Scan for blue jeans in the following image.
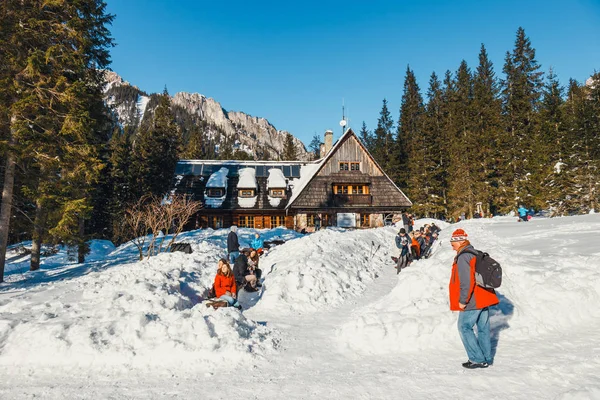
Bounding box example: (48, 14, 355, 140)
(219, 294, 240, 308)
(228, 251, 240, 264)
(458, 308, 492, 364)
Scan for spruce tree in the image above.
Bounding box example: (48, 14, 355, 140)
(446, 61, 477, 219)
(308, 134, 322, 160)
(422, 72, 447, 217)
(131, 89, 182, 199)
(282, 133, 297, 161)
(372, 99, 394, 179)
(397, 66, 426, 213)
(358, 121, 374, 153)
(473, 44, 504, 216)
(501, 27, 544, 211)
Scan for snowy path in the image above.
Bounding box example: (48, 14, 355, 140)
(1, 217, 600, 399)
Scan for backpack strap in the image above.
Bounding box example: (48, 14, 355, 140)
(454, 248, 478, 263)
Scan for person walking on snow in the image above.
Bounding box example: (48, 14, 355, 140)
(227, 225, 241, 264)
(449, 229, 499, 369)
(395, 228, 410, 274)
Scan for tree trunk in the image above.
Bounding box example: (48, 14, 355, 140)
(0, 116, 18, 283)
(30, 199, 45, 271)
(77, 217, 86, 263)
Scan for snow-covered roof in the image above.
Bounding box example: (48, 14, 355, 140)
(206, 167, 229, 188)
(238, 196, 258, 208)
(237, 168, 257, 189)
(267, 169, 287, 189)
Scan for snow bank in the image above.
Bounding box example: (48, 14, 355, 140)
(337, 215, 600, 356)
(206, 167, 228, 188)
(237, 167, 257, 189)
(267, 168, 286, 188)
(0, 240, 278, 370)
(238, 195, 257, 208)
(253, 228, 394, 314)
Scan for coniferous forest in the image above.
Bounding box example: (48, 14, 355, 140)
(0, 2, 598, 282)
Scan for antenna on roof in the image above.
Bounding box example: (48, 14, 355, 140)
(339, 98, 347, 136)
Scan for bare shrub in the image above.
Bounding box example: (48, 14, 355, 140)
(119, 194, 202, 260)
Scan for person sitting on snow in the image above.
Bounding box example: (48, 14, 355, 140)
(251, 233, 264, 255)
(233, 251, 258, 293)
(211, 259, 241, 309)
(247, 249, 262, 286)
(409, 232, 421, 261)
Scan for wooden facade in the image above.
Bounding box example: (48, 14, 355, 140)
(175, 129, 411, 232)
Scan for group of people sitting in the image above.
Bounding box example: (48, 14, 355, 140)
(394, 223, 440, 273)
(206, 227, 265, 309)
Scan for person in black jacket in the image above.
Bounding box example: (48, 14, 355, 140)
(233, 252, 258, 294)
(228, 225, 240, 264)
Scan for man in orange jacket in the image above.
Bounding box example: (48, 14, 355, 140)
(449, 229, 499, 369)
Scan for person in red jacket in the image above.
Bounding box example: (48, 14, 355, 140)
(449, 229, 499, 369)
(213, 259, 240, 309)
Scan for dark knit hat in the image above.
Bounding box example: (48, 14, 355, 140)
(399, 228, 406, 234)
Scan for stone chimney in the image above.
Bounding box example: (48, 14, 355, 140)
(324, 130, 334, 156)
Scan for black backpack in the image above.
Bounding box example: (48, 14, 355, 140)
(460, 249, 502, 289)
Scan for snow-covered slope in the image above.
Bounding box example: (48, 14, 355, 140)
(1, 215, 600, 399)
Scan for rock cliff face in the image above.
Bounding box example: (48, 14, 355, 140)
(103, 71, 309, 160)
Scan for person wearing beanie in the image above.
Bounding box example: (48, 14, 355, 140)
(395, 228, 410, 273)
(227, 225, 241, 264)
(448, 229, 499, 369)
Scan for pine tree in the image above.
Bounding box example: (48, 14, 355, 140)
(131, 89, 182, 199)
(308, 134, 322, 160)
(501, 27, 544, 211)
(539, 68, 568, 214)
(472, 44, 504, 216)
(397, 66, 426, 213)
(372, 99, 394, 179)
(0, 0, 115, 275)
(282, 133, 297, 161)
(181, 124, 205, 159)
(358, 121, 374, 153)
(422, 72, 447, 217)
(446, 60, 477, 219)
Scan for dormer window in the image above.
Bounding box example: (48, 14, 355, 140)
(239, 189, 255, 198)
(350, 162, 360, 171)
(206, 188, 224, 197)
(339, 162, 349, 171)
(270, 189, 285, 198)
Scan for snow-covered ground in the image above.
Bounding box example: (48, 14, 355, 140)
(1, 215, 599, 399)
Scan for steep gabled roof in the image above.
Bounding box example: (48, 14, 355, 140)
(286, 128, 412, 210)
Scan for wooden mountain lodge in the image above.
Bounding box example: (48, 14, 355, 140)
(174, 129, 412, 231)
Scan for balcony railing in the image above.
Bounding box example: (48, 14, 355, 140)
(333, 194, 372, 206)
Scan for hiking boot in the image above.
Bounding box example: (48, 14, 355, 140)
(462, 361, 489, 369)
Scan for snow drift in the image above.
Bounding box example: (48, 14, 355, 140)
(337, 215, 600, 356)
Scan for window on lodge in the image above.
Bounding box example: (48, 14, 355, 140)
(307, 214, 315, 226)
(209, 216, 223, 229)
(339, 162, 360, 171)
(333, 185, 370, 195)
(206, 188, 224, 197)
(270, 215, 283, 227)
(239, 215, 255, 228)
(270, 189, 285, 198)
(239, 189, 255, 198)
(360, 214, 370, 227)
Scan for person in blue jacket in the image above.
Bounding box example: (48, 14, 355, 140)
(251, 233, 264, 254)
(517, 205, 528, 222)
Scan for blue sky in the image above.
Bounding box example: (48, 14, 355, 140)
(106, 0, 600, 146)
